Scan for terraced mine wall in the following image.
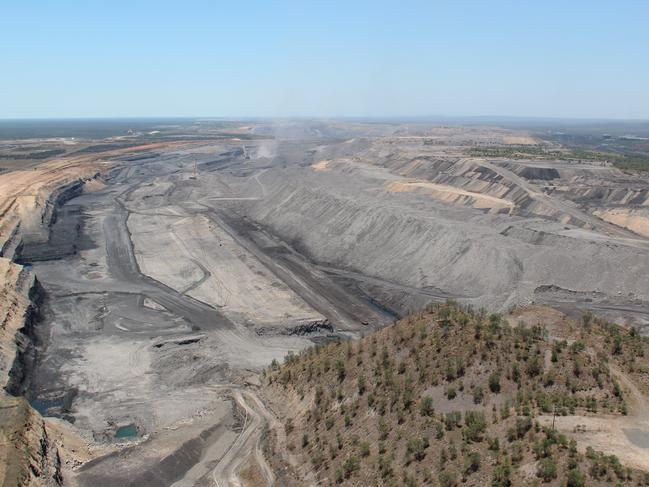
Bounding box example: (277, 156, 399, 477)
(2, 172, 104, 395)
(16, 179, 89, 263)
(0, 260, 62, 487)
(3, 272, 44, 397)
(0, 160, 115, 487)
(247, 169, 649, 315)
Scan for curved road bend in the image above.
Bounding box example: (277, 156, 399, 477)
(212, 390, 275, 487)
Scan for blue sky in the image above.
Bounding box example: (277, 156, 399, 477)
(1, 1, 648, 119)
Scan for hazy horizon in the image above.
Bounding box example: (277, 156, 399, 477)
(2, 1, 648, 119)
(2, 115, 649, 121)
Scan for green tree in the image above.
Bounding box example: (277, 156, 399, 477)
(420, 395, 434, 416)
(536, 458, 557, 482)
(488, 371, 501, 393)
(335, 359, 346, 381)
(566, 469, 585, 487)
(357, 375, 366, 395)
(463, 411, 487, 442)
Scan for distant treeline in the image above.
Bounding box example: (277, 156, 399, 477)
(469, 146, 649, 172)
(0, 148, 66, 160)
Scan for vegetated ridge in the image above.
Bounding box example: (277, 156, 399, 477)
(261, 302, 649, 486)
(469, 145, 649, 171)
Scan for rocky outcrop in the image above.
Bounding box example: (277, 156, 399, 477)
(0, 259, 43, 395)
(0, 395, 62, 487)
(0, 250, 59, 487)
(255, 319, 334, 337)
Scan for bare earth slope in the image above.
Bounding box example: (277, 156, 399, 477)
(240, 134, 649, 329)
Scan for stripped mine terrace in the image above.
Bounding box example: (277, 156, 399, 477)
(1, 119, 649, 486)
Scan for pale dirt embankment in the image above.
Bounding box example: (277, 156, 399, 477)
(594, 208, 649, 239)
(385, 179, 515, 211)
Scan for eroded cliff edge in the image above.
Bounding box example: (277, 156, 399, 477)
(0, 147, 137, 487)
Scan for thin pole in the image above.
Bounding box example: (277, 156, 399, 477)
(552, 404, 556, 430)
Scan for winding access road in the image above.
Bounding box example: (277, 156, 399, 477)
(212, 390, 275, 487)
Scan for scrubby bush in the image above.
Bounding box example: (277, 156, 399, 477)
(378, 455, 393, 478)
(409, 437, 430, 461)
(444, 411, 462, 430)
(420, 395, 434, 416)
(342, 456, 359, 478)
(492, 463, 512, 486)
(472, 386, 484, 404)
(463, 411, 487, 442)
(360, 441, 370, 457)
(335, 359, 346, 381)
(566, 468, 585, 487)
(438, 470, 457, 487)
(357, 375, 366, 395)
(464, 451, 481, 474)
(536, 457, 557, 482)
(488, 371, 501, 393)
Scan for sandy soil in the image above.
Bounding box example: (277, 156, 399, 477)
(502, 134, 538, 145)
(385, 179, 515, 211)
(594, 208, 649, 238)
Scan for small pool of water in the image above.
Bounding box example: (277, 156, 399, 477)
(115, 424, 138, 439)
(30, 397, 65, 417)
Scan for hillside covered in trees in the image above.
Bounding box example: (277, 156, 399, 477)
(261, 303, 649, 486)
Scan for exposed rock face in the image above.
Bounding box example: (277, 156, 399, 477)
(0, 218, 62, 487)
(0, 155, 119, 487)
(0, 395, 62, 487)
(0, 259, 42, 395)
(0, 171, 101, 394)
(0, 170, 100, 261)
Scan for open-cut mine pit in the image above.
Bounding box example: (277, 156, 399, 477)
(1, 120, 649, 486)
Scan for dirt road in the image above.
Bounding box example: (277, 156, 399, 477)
(212, 390, 275, 487)
(538, 349, 649, 470)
